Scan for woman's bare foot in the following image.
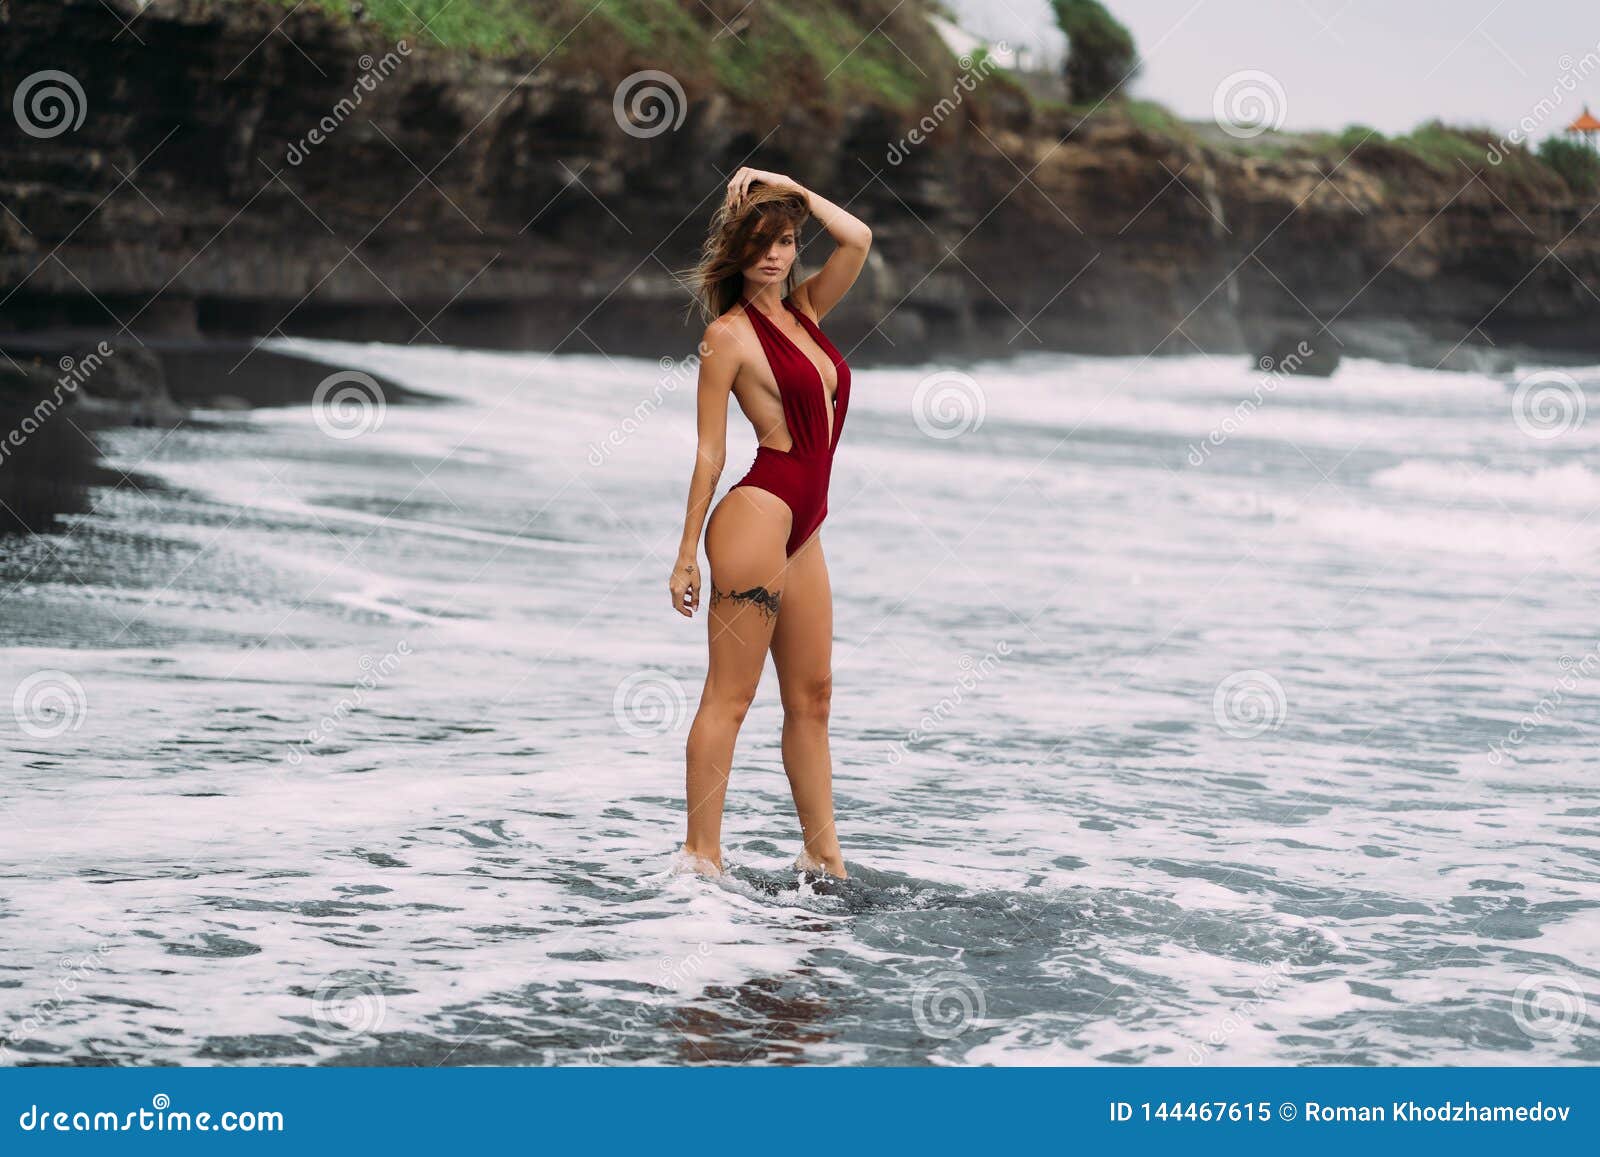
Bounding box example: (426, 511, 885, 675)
(677, 844, 724, 877)
(795, 849, 848, 880)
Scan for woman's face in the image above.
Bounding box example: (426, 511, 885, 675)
(744, 228, 797, 286)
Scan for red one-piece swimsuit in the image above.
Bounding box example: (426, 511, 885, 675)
(728, 295, 852, 557)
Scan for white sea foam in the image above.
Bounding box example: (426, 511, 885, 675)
(1372, 459, 1600, 509)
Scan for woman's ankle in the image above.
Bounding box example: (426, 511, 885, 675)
(679, 843, 723, 875)
(796, 848, 848, 879)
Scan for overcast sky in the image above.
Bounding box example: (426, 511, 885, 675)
(942, 0, 1600, 143)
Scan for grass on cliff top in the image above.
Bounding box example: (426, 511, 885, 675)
(273, 2, 1574, 192)
(1293, 119, 1554, 183)
(1152, 111, 1554, 184)
(278, 0, 952, 112)
(280, 0, 554, 56)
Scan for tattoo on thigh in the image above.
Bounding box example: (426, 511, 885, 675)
(710, 581, 780, 622)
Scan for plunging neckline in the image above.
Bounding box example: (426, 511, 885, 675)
(741, 296, 839, 447)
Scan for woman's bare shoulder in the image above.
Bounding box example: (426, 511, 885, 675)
(703, 309, 745, 344)
(700, 310, 758, 373)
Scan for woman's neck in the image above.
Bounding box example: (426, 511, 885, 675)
(742, 284, 786, 312)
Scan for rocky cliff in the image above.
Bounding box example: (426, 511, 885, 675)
(2, 0, 1596, 370)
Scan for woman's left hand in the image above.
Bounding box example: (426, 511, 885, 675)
(669, 556, 701, 617)
(726, 166, 799, 208)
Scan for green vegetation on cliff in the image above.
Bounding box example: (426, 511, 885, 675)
(1293, 119, 1558, 187)
(279, 0, 951, 113)
(1537, 136, 1600, 193)
(278, 0, 1587, 196)
(1049, 0, 1138, 105)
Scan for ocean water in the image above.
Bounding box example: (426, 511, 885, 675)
(2, 336, 1597, 1066)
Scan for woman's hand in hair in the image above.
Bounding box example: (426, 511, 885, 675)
(725, 166, 799, 208)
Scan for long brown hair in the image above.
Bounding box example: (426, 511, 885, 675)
(680, 185, 810, 324)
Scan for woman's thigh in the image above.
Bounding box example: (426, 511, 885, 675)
(703, 487, 791, 693)
(769, 534, 832, 709)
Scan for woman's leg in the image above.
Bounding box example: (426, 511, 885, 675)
(683, 486, 791, 873)
(768, 532, 847, 878)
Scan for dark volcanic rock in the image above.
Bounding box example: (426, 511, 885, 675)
(1253, 330, 1341, 378)
(0, 356, 105, 533)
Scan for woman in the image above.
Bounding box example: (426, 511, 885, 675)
(669, 167, 872, 882)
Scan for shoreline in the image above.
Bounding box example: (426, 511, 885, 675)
(0, 338, 425, 536)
